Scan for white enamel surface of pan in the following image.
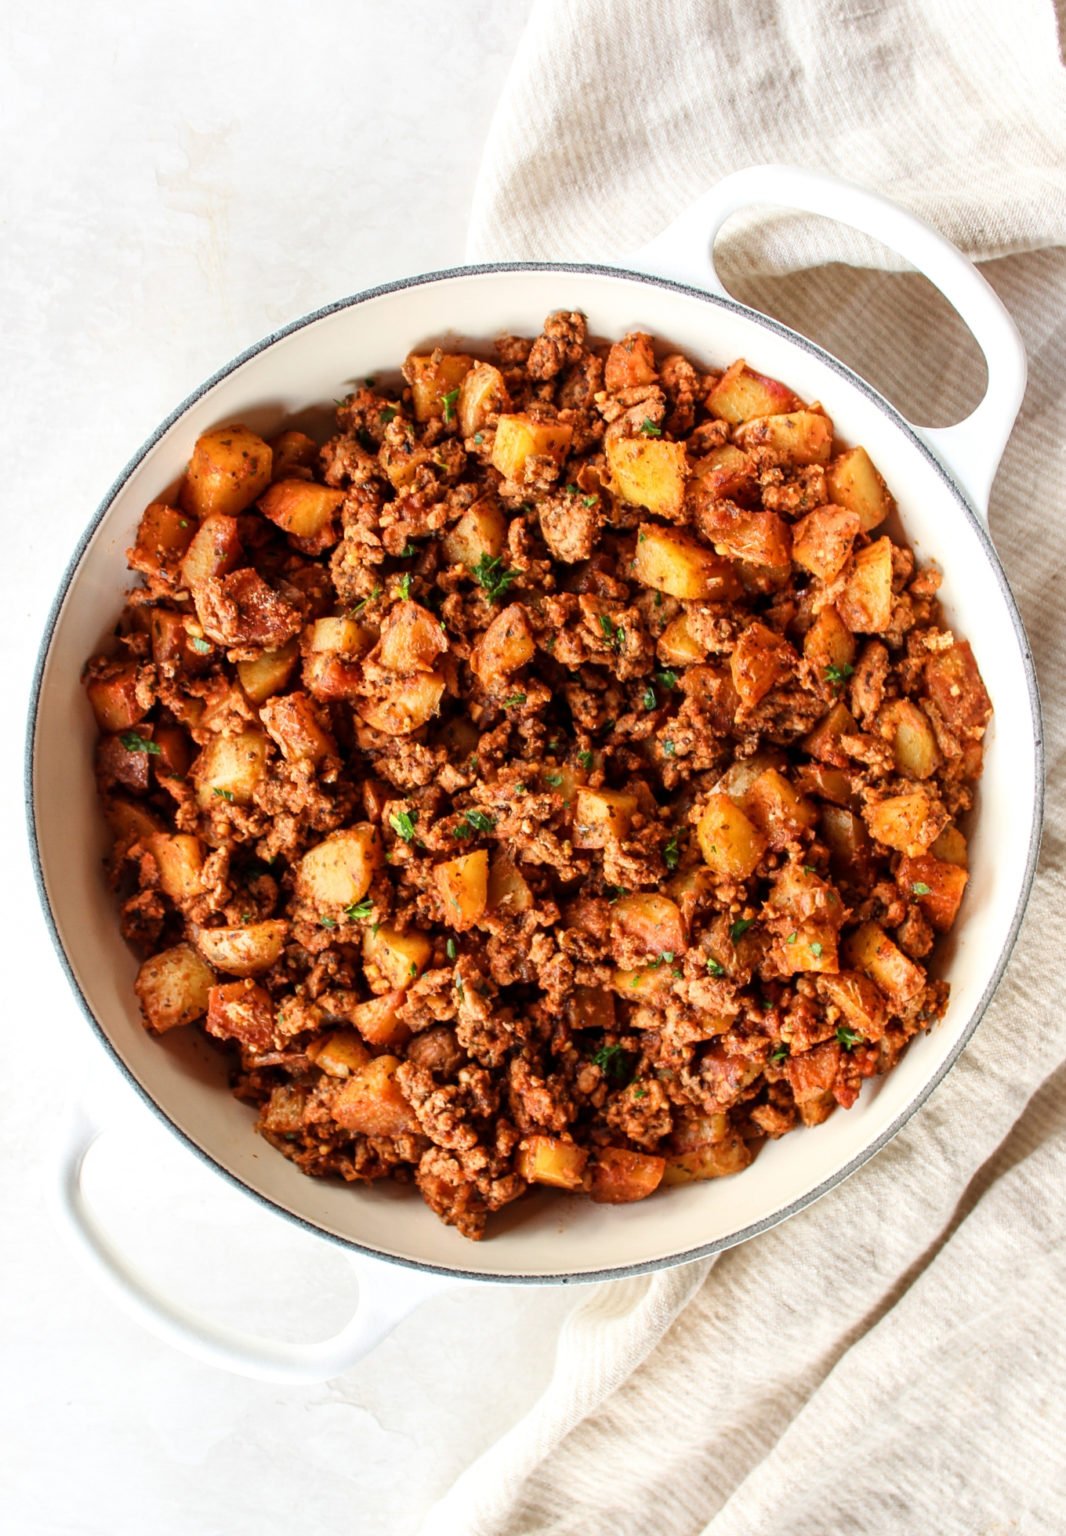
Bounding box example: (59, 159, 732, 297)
(28, 166, 1042, 1381)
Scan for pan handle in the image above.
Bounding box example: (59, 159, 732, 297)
(54, 1101, 457, 1383)
(630, 164, 1026, 520)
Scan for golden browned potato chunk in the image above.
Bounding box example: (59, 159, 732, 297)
(135, 943, 215, 1033)
(356, 672, 446, 735)
(441, 499, 506, 568)
(804, 605, 857, 678)
(363, 923, 432, 992)
(306, 1029, 372, 1077)
(735, 409, 833, 466)
(572, 787, 638, 849)
(838, 538, 893, 633)
(237, 639, 299, 704)
(880, 699, 940, 780)
(865, 791, 948, 856)
(791, 505, 861, 581)
(404, 351, 475, 423)
(633, 523, 737, 600)
(826, 446, 893, 531)
(604, 332, 657, 392)
(706, 360, 799, 424)
(376, 600, 448, 673)
(517, 1136, 588, 1191)
(193, 729, 270, 808)
(458, 362, 509, 437)
(897, 854, 969, 931)
(260, 692, 337, 765)
(258, 479, 343, 547)
(471, 602, 535, 683)
(662, 1131, 752, 1185)
(491, 414, 572, 481)
(434, 849, 489, 930)
(607, 436, 688, 519)
(205, 978, 275, 1050)
(697, 793, 767, 880)
(730, 621, 796, 708)
(181, 425, 273, 520)
(845, 921, 925, 1004)
(296, 825, 383, 912)
(611, 893, 686, 957)
(86, 663, 147, 734)
(332, 1055, 418, 1136)
(589, 1147, 665, 1203)
(195, 920, 288, 977)
(148, 832, 204, 905)
(179, 513, 242, 591)
(127, 502, 195, 585)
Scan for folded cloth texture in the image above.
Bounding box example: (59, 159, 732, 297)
(419, 2, 1066, 1533)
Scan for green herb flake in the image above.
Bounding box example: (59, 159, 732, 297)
(440, 387, 459, 423)
(706, 956, 726, 977)
(119, 731, 161, 756)
(642, 684, 657, 711)
(545, 772, 564, 788)
(825, 663, 855, 685)
(661, 951, 675, 964)
(409, 961, 418, 977)
(389, 809, 418, 843)
(581, 495, 597, 507)
(379, 406, 397, 424)
(803, 864, 817, 875)
(349, 585, 382, 617)
(565, 482, 579, 495)
(837, 1025, 863, 1051)
(597, 613, 625, 652)
(212, 787, 235, 802)
(730, 917, 754, 943)
(319, 915, 337, 930)
(592, 1044, 635, 1088)
(473, 432, 484, 445)
(399, 542, 417, 558)
(786, 931, 798, 945)
(632, 1086, 648, 1099)
(446, 938, 457, 961)
(769, 1044, 789, 1065)
(605, 886, 627, 903)
(639, 418, 663, 437)
(342, 899, 374, 922)
(662, 739, 676, 757)
(654, 669, 679, 691)
(503, 692, 527, 709)
(472, 553, 519, 602)
(463, 809, 496, 834)
(189, 636, 212, 655)
(810, 941, 824, 958)
(577, 750, 593, 770)
(398, 573, 413, 599)
(912, 881, 932, 896)
(663, 833, 680, 871)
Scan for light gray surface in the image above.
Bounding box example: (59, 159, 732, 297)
(0, 5, 582, 1535)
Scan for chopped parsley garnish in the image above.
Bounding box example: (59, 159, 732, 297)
(810, 941, 824, 958)
(642, 684, 657, 710)
(440, 387, 459, 423)
(825, 663, 855, 685)
(472, 553, 519, 602)
(803, 864, 817, 875)
(565, 482, 579, 495)
(730, 917, 754, 942)
(786, 931, 798, 944)
(912, 881, 932, 896)
(769, 1044, 790, 1064)
(503, 692, 527, 708)
(212, 787, 235, 802)
(597, 613, 625, 652)
(663, 833, 680, 871)
(399, 542, 417, 558)
(319, 915, 338, 930)
(605, 885, 627, 903)
(119, 731, 161, 755)
(446, 937, 457, 961)
(639, 419, 663, 437)
(577, 750, 593, 770)
(463, 809, 496, 834)
(188, 636, 212, 655)
(544, 772, 564, 787)
(706, 956, 726, 976)
(654, 669, 679, 691)
(342, 899, 374, 922)
(662, 739, 676, 757)
(379, 406, 397, 424)
(632, 1086, 647, 1099)
(582, 495, 597, 507)
(592, 1044, 635, 1088)
(349, 585, 382, 616)
(836, 1025, 863, 1051)
(473, 432, 484, 445)
(398, 573, 413, 599)
(389, 809, 418, 843)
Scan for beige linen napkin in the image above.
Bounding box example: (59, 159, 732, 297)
(421, 3, 1066, 1533)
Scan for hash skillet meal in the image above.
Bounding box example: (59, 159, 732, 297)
(85, 311, 991, 1239)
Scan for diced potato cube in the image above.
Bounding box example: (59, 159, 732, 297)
(308, 616, 374, 656)
(260, 691, 336, 765)
(898, 854, 969, 931)
(930, 824, 968, 868)
(705, 360, 799, 424)
(375, 600, 448, 674)
(604, 332, 657, 392)
(258, 479, 343, 545)
(697, 504, 791, 568)
(106, 797, 164, 846)
(205, 978, 275, 1050)
(487, 853, 534, 914)
(296, 825, 383, 912)
(572, 787, 638, 849)
(404, 351, 474, 423)
(471, 603, 535, 683)
(517, 1135, 588, 1191)
(269, 429, 318, 480)
(148, 832, 204, 905)
(924, 640, 992, 734)
(767, 862, 843, 926)
(491, 414, 573, 481)
(306, 1029, 372, 1078)
(611, 893, 686, 957)
(606, 436, 688, 519)
(697, 793, 767, 880)
(195, 919, 288, 977)
(662, 1132, 751, 1184)
(179, 513, 242, 591)
(657, 612, 708, 666)
(149, 609, 211, 671)
(379, 428, 435, 489)
(135, 943, 215, 1032)
(442, 498, 506, 567)
(819, 805, 872, 875)
(735, 409, 833, 466)
(86, 663, 146, 733)
(363, 923, 433, 993)
(589, 1146, 665, 1203)
(803, 605, 857, 678)
(634, 523, 737, 600)
(730, 621, 796, 707)
(865, 792, 948, 856)
(237, 639, 299, 704)
(356, 672, 445, 735)
(343, 989, 410, 1049)
(610, 965, 675, 1001)
(434, 849, 489, 930)
(127, 502, 195, 584)
(567, 985, 616, 1031)
(826, 446, 893, 531)
(193, 729, 270, 808)
(804, 701, 858, 766)
(743, 768, 817, 849)
(791, 505, 861, 581)
(838, 537, 893, 633)
(880, 699, 940, 780)
(693, 443, 757, 500)
(818, 971, 888, 1040)
(793, 763, 854, 806)
(776, 920, 839, 974)
(458, 362, 509, 437)
(332, 1055, 418, 1136)
(181, 426, 273, 520)
(845, 921, 925, 1004)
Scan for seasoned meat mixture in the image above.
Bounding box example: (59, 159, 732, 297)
(84, 313, 991, 1239)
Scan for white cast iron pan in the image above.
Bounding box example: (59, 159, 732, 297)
(27, 166, 1043, 1381)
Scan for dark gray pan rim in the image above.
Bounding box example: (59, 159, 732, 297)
(26, 260, 1045, 1288)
